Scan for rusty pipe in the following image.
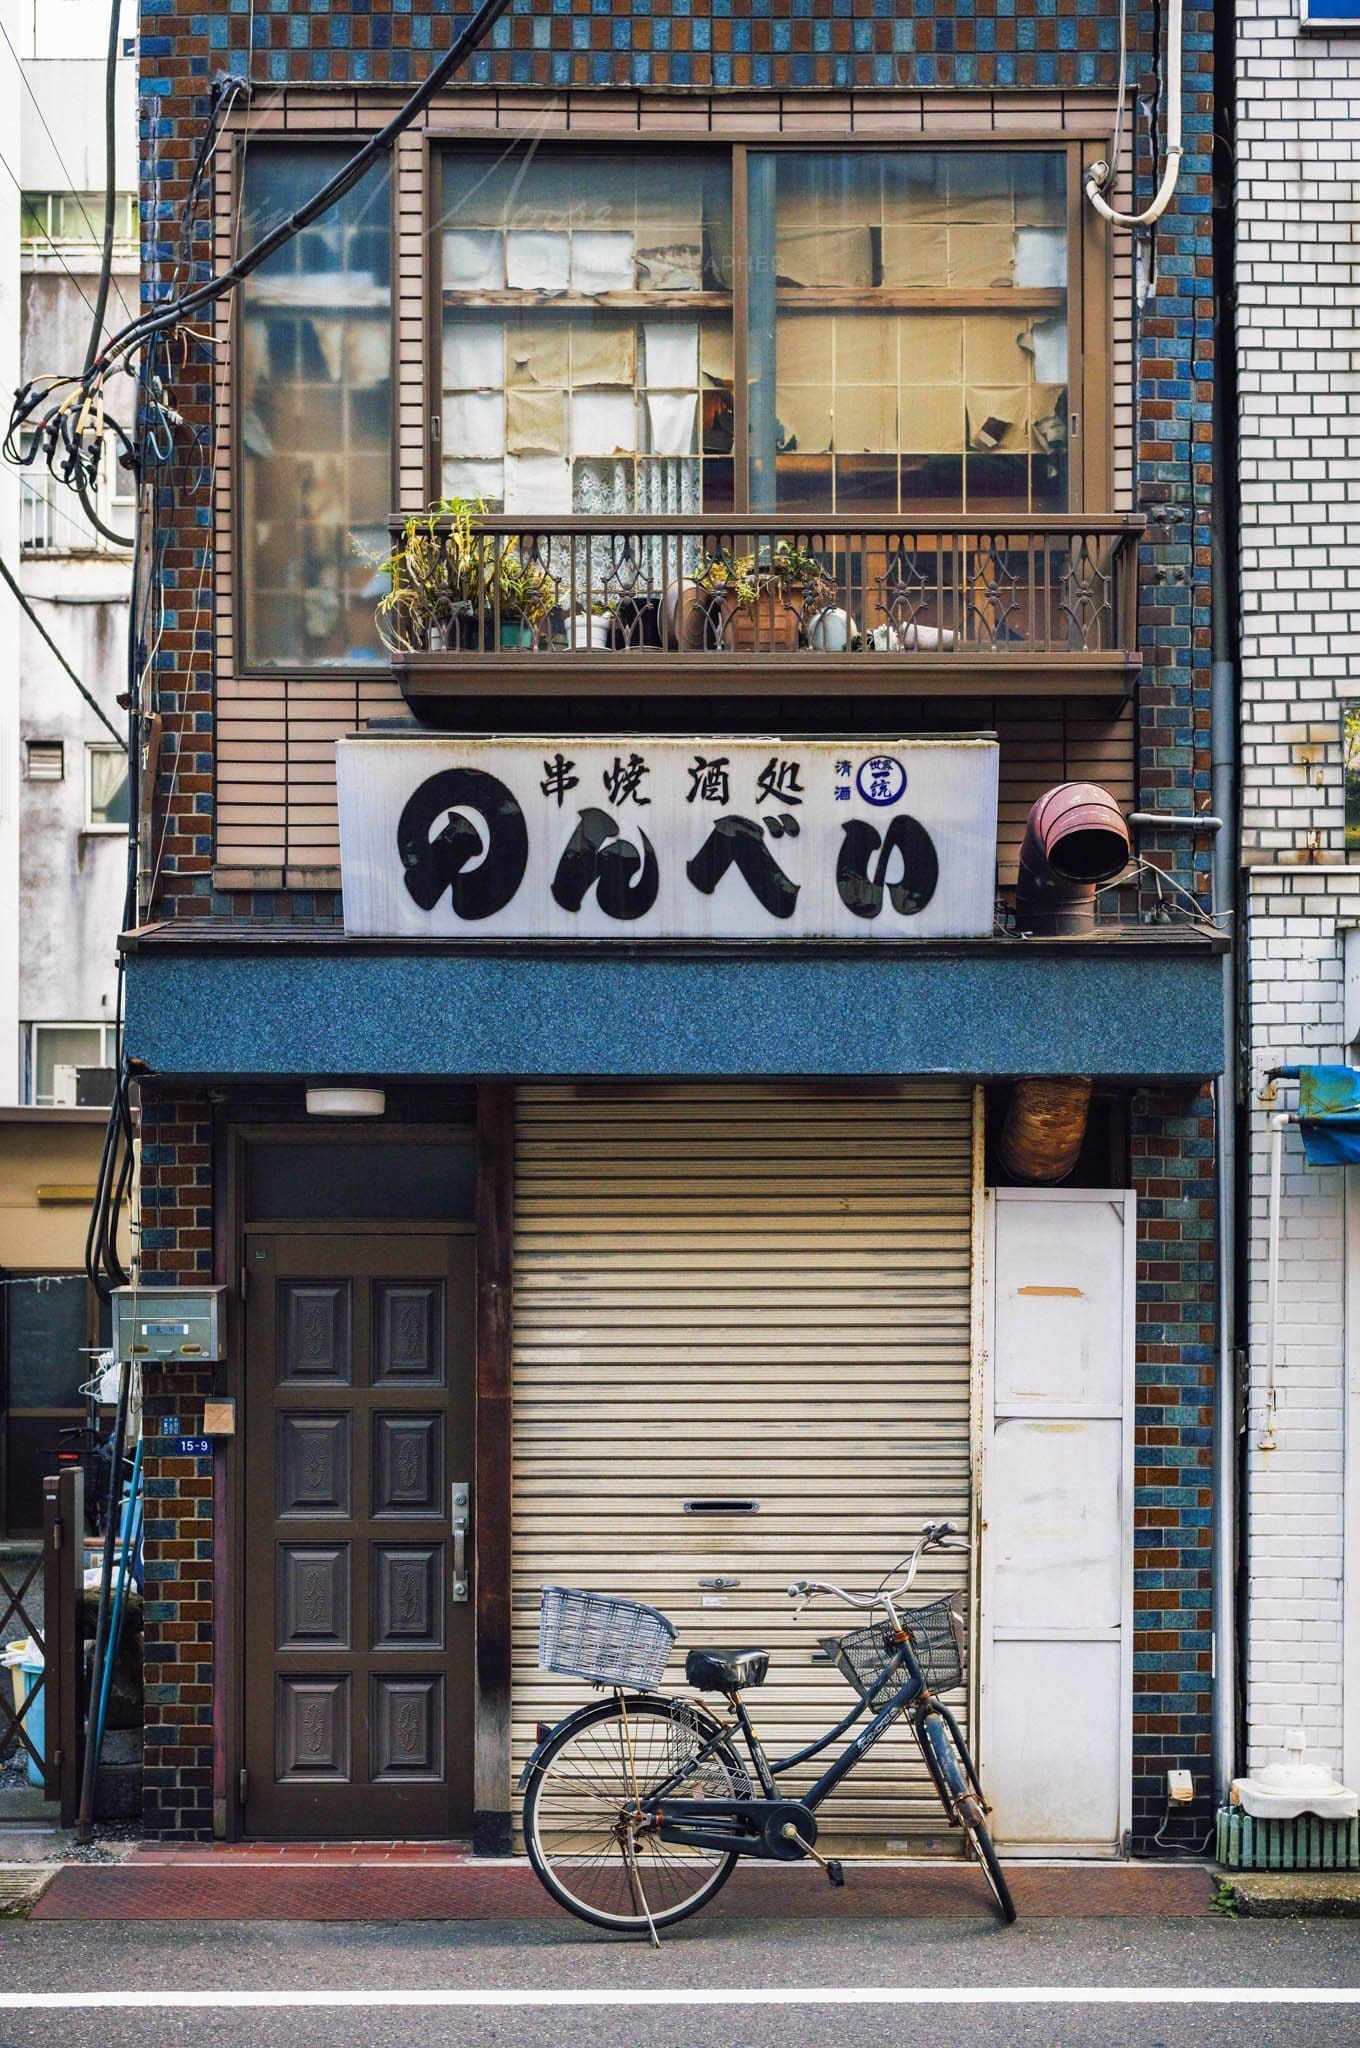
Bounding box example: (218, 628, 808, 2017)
(1014, 782, 1131, 936)
(999, 1076, 1094, 1184)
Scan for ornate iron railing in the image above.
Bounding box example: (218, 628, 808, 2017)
(384, 514, 1142, 670)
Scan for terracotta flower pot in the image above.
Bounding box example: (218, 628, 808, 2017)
(716, 583, 808, 652)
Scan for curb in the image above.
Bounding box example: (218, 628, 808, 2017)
(0, 1868, 57, 1921)
(1222, 1872, 1360, 1919)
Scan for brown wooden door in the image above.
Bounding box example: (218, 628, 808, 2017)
(243, 1231, 475, 1838)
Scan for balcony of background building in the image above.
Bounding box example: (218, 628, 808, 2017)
(385, 512, 1143, 712)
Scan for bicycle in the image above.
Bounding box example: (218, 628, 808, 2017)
(520, 1520, 1016, 1940)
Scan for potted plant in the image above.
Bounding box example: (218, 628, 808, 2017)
(372, 497, 483, 653)
(695, 539, 831, 651)
(490, 541, 557, 649)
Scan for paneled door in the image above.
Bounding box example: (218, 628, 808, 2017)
(242, 1231, 475, 1837)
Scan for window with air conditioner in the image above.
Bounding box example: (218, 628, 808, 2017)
(26, 1023, 118, 1107)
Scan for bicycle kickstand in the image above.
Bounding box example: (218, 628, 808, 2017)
(622, 1834, 662, 1947)
(779, 1823, 845, 1889)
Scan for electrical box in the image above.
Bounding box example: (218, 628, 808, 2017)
(111, 1287, 226, 1363)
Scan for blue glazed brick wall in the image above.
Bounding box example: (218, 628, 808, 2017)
(1131, 1087, 1217, 1846)
(136, 0, 1220, 1845)
(153, 0, 1127, 95)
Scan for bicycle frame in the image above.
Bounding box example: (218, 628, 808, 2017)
(628, 1635, 981, 1862)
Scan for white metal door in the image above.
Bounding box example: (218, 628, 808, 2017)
(981, 1187, 1135, 1855)
(512, 1082, 978, 1852)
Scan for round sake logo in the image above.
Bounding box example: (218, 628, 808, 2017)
(856, 755, 908, 807)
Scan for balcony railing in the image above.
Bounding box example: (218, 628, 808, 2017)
(387, 514, 1143, 701)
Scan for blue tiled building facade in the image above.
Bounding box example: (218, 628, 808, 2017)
(130, 0, 1222, 1856)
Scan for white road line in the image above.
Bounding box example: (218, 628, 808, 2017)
(1, 1988, 1357, 2011)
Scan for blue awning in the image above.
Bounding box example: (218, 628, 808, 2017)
(1298, 1064, 1360, 1164)
(121, 938, 1227, 1082)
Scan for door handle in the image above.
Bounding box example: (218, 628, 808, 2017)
(451, 1482, 470, 1603)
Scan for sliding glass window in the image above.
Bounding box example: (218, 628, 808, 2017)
(437, 152, 734, 519)
(748, 150, 1070, 515)
(240, 148, 392, 668)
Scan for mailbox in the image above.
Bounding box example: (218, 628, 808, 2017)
(111, 1287, 226, 1363)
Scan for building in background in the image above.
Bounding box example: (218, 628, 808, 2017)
(0, 0, 136, 1532)
(119, 0, 1227, 1855)
(1235, 0, 1360, 1791)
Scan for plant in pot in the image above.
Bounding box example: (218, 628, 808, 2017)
(372, 497, 483, 653)
(695, 539, 831, 652)
(490, 541, 557, 649)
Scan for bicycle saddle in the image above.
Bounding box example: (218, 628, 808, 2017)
(685, 1647, 770, 1694)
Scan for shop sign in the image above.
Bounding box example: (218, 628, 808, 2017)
(337, 736, 999, 942)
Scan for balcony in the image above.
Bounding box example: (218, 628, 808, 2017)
(386, 513, 1143, 708)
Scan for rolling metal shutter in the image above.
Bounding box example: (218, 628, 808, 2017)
(511, 1081, 977, 1852)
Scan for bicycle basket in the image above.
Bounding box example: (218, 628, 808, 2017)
(835, 1593, 965, 1702)
(538, 1585, 676, 1689)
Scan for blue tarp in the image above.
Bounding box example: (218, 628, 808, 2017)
(1298, 1065, 1360, 1164)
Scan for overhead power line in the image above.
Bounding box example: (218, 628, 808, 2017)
(89, 0, 516, 371)
(0, 553, 127, 747)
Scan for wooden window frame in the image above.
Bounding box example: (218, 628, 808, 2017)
(427, 134, 1109, 523)
(229, 135, 402, 682)
(224, 111, 1113, 681)
(210, 91, 1121, 888)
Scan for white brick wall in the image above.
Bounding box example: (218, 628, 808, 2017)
(1237, 2, 1360, 1778)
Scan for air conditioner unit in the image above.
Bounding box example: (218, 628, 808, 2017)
(75, 1065, 116, 1107)
(51, 1063, 79, 1107)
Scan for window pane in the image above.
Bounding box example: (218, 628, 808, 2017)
(31, 1025, 105, 1106)
(749, 151, 1069, 516)
(4, 1277, 86, 1409)
(241, 148, 392, 668)
(5, 1279, 88, 1409)
(438, 150, 731, 624)
(248, 1143, 475, 1222)
(88, 745, 129, 826)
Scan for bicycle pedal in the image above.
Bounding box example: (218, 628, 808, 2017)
(825, 1859, 845, 1889)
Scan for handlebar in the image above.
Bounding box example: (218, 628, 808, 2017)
(786, 1521, 969, 1622)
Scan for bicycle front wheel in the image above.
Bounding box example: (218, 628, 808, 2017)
(916, 1707, 1017, 1924)
(523, 1695, 744, 1935)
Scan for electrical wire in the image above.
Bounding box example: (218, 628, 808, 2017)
(1083, 0, 1185, 229)
(86, 0, 125, 364)
(0, 554, 125, 744)
(74, 0, 513, 375)
(79, 0, 518, 1293)
(0, 142, 101, 324)
(0, 14, 138, 331)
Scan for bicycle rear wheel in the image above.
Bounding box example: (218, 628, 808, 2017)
(916, 1706, 1017, 1924)
(523, 1695, 743, 1935)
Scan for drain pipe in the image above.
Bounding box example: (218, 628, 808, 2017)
(1209, 0, 1242, 1812)
(1258, 1111, 1294, 1458)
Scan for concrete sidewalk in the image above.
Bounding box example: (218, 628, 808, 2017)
(22, 1852, 1215, 1922)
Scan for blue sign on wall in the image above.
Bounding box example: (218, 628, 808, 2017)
(171, 1437, 212, 1457)
(1301, 0, 1360, 27)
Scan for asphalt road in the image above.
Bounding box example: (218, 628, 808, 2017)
(2, 1913, 1359, 2048)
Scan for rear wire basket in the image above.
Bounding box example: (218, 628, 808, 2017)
(538, 1584, 676, 1690)
(835, 1594, 966, 1702)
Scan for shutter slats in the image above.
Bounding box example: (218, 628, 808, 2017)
(512, 1081, 975, 1852)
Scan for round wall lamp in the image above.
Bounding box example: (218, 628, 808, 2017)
(305, 1087, 386, 1118)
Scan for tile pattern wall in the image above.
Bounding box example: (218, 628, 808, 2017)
(147, 0, 1126, 96)
(1132, 1085, 1217, 1840)
(135, 0, 1219, 1840)
(136, 1092, 217, 1839)
(1235, 0, 1360, 1779)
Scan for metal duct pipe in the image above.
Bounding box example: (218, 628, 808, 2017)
(1014, 782, 1132, 936)
(999, 1076, 1094, 1184)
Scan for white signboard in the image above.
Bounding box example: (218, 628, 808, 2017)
(337, 736, 999, 942)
